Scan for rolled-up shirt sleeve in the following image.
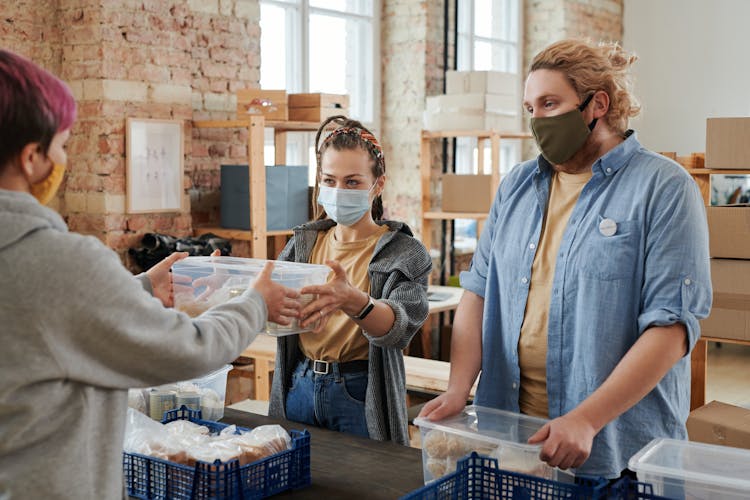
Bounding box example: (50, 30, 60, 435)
(637, 174, 712, 352)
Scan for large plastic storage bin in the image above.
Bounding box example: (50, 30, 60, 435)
(123, 407, 311, 500)
(171, 256, 330, 336)
(628, 438, 750, 499)
(413, 405, 562, 484)
(400, 452, 608, 500)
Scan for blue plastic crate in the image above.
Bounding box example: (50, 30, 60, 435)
(123, 407, 311, 500)
(401, 452, 609, 500)
(608, 477, 677, 500)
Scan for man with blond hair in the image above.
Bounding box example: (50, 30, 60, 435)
(420, 39, 711, 479)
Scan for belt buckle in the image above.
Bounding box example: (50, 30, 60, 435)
(313, 359, 329, 375)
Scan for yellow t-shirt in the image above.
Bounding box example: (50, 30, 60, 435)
(299, 224, 389, 362)
(518, 170, 592, 418)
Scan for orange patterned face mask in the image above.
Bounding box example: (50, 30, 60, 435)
(30, 163, 65, 205)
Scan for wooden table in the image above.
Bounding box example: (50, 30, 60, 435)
(403, 355, 476, 397)
(222, 408, 425, 499)
(240, 334, 276, 401)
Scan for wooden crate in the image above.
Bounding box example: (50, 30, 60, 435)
(288, 93, 349, 122)
(237, 89, 287, 120)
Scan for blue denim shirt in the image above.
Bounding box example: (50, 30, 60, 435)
(460, 132, 711, 478)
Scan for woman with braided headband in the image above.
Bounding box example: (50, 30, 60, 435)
(268, 115, 432, 444)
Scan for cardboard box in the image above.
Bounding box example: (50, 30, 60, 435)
(700, 259, 750, 341)
(441, 174, 493, 213)
(236, 89, 288, 121)
(423, 110, 520, 132)
(288, 93, 349, 122)
(225, 364, 255, 404)
(425, 93, 519, 114)
(446, 70, 518, 95)
(687, 400, 750, 449)
(423, 92, 522, 131)
(706, 117, 750, 169)
(707, 205, 750, 259)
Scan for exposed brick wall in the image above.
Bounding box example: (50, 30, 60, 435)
(380, 0, 445, 236)
(2, 0, 260, 268)
(524, 0, 623, 81)
(3, 0, 622, 269)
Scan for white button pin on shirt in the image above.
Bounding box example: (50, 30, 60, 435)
(599, 218, 617, 237)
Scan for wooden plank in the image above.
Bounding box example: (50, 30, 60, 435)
(490, 132, 501, 194)
(691, 338, 707, 410)
(193, 119, 252, 129)
(247, 116, 267, 259)
(194, 226, 253, 241)
(687, 168, 750, 175)
(194, 119, 329, 132)
(274, 130, 287, 165)
(403, 355, 477, 397)
(423, 211, 489, 220)
(422, 130, 532, 140)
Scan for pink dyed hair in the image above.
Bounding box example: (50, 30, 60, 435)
(0, 49, 77, 169)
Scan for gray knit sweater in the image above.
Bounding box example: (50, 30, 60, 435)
(268, 219, 431, 445)
(0, 189, 267, 499)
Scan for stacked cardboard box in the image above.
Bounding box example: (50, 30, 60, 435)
(706, 118, 750, 169)
(687, 400, 750, 449)
(423, 70, 520, 131)
(441, 174, 493, 212)
(702, 206, 750, 340)
(288, 93, 349, 122)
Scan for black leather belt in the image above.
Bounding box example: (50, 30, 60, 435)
(302, 357, 369, 375)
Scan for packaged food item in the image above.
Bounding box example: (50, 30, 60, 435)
(414, 405, 559, 484)
(134, 365, 233, 422)
(123, 408, 293, 469)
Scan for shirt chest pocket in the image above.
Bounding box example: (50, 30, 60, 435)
(576, 219, 641, 281)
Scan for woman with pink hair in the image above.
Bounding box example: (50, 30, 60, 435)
(0, 49, 300, 498)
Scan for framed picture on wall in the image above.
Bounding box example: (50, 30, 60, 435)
(126, 118, 184, 213)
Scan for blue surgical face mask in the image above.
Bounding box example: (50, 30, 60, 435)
(317, 184, 376, 226)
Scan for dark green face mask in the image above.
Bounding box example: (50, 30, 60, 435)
(529, 93, 598, 165)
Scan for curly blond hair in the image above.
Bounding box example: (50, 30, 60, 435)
(529, 39, 641, 135)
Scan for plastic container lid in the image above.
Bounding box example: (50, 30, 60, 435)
(414, 404, 548, 451)
(172, 256, 330, 286)
(628, 438, 750, 491)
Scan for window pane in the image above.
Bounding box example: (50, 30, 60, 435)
(474, 40, 516, 73)
(260, 3, 288, 89)
(309, 13, 373, 122)
(310, 0, 373, 16)
(456, 34, 472, 71)
(474, 0, 494, 38)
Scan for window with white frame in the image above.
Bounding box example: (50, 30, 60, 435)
(454, 0, 521, 246)
(259, 0, 379, 174)
(454, 0, 521, 177)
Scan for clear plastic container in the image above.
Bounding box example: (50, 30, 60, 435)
(171, 256, 330, 336)
(628, 438, 750, 499)
(129, 364, 233, 422)
(413, 405, 559, 484)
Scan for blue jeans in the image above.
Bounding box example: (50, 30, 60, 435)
(285, 359, 369, 438)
